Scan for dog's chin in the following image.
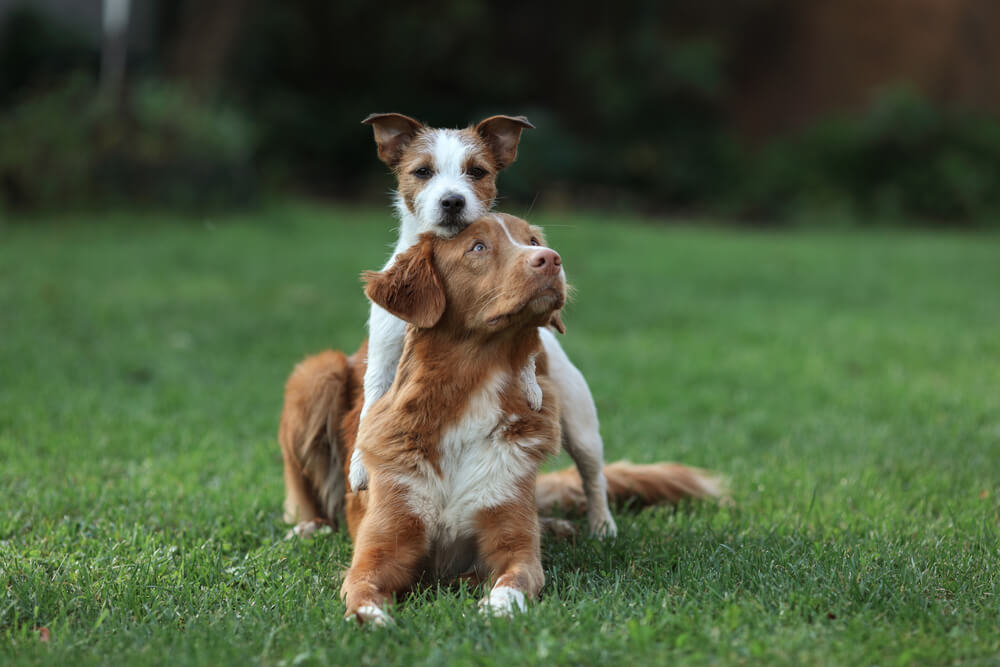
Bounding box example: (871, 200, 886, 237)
(435, 206, 484, 237)
(484, 288, 565, 331)
(525, 291, 565, 321)
(435, 217, 470, 238)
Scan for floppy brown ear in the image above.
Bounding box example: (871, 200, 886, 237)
(363, 240, 445, 329)
(475, 115, 534, 170)
(549, 311, 566, 334)
(362, 113, 424, 168)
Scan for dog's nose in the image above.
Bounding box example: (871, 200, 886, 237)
(440, 194, 465, 213)
(529, 248, 562, 275)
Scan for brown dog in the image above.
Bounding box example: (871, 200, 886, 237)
(278, 213, 724, 625)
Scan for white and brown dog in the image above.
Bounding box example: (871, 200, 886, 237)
(279, 213, 724, 624)
(352, 113, 617, 536)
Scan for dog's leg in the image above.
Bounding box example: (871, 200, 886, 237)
(540, 328, 617, 538)
(340, 483, 427, 627)
(279, 350, 352, 534)
(352, 305, 407, 491)
(281, 445, 319, 527)
(475, 494, 544, 616)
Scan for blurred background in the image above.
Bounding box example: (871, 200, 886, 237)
(2, 0, 1000, 225)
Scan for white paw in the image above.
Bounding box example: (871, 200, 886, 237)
(519, 355, 543, 412)
(348, 448, 369, 492)
(588, 512, 618, 539)
(350, 604, 393, 628)
(523, 378, 543, 412)
(286, 520, 332, 540)
(479, 585, 526, 616)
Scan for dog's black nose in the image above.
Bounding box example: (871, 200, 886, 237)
(440, 194, 465, 212)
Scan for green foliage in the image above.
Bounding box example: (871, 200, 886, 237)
(0, 6, 97, 107)
(0, 75, 256, 211)
(230, 2, 737, 207)
(2, 204, 999, 664)
(5, 4, 1000, 223)
(739, 90, 1000, 224)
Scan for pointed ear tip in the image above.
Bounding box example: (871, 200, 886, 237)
(361, 112, 423, 128)
(477, 115, 535, 130)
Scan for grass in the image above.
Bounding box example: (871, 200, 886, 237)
(2, 201, 999, 665)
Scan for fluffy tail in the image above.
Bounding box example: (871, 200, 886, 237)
(278, 350, 353, 526)
(536, 461, 725, 515)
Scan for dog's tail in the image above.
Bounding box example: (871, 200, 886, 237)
(536, 461, 725, 515)
(279, 350, 354, 527)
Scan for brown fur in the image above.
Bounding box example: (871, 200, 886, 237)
(362, 113, 533, 219)
(392, 128, 500, 218)
(339, 214, 564, 621)
(536, 462, 725, 516)
(277, 214, 724, 622)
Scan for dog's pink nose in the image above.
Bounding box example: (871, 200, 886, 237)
(529, 248, 562, 275)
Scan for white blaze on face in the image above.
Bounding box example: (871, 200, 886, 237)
(412, 130, 486, 234)
(493, 215, 566, 280)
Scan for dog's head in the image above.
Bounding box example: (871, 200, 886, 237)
(362, 113, 534, 237)
(364, 213, 566, 338)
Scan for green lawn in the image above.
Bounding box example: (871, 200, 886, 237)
(2, 202, 999, 665)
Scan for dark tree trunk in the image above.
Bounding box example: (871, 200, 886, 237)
(169, 0, 249, 96)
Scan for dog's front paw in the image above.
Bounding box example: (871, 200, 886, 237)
(286, 519, 333, 540)
(348, 448, 369, 491)
(587, 511, 618, 539)
(479, 585, 526, 617)
(348, 604, 393, 628)
(522, 378, 543, 412)
(519, 355, 543, 412)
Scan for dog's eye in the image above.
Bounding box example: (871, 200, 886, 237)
(470, 241, 487, 253)
(466, 166, 487, 180)
(529, 238, 540, 246)
(413, 167, 433, 179)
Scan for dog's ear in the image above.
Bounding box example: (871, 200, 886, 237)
(362, 113, 424, 168)
(549, 311, 566, 334)
(363, 239, 445, 329)
(475, 115, 534, 170)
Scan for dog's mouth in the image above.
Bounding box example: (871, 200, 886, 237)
(436, 217, 470, 237)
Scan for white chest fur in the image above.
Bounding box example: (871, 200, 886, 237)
(392, 372, 542, 573)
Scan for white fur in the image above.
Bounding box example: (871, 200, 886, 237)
(494, 214, 532, 248)
(540, 328, 618, 537)
(480, 585, 526, 616)
(519, 353, 542, 412)
(413, 131, 487, 228)
(495, 212, 614, 536)
(287, 520, 331, 540)
(354, 604, 393, 627)
(353, 136, 516, 491)
(390, 372, 542, 579)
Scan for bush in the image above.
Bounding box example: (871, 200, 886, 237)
(737, 90, 1000, 225)
(0, 75, 257, 211)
